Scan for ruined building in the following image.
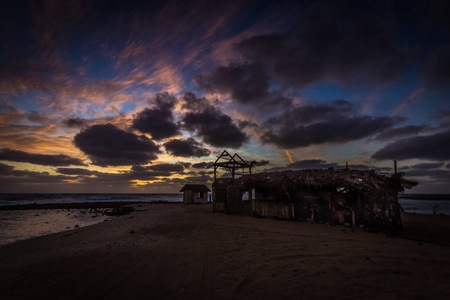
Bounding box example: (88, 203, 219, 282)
(180, 184, 210, 204)
(212, 151, 417, 231)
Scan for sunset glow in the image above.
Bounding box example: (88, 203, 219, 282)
(1, 0, 449, 193)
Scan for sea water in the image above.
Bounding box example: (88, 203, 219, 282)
(398, 198, 450, 215)
(0, 193, 183, 206)
(0, 193, 183, 245)
(0, 209, 111, 245)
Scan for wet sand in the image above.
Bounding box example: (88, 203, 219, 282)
(0, 203, 449, 299)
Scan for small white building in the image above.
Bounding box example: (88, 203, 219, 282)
(179, 184, 211, 204)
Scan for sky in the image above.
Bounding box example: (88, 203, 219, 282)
(0, 0, 449, 194)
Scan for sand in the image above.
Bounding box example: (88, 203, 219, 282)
(1, 203, 449, 300)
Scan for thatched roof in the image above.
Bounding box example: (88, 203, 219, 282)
(179, 184, 211, 192)
(230, 169, 417, 194)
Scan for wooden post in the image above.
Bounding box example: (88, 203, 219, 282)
(351, 210, 356, 228)
(394, 160, 397, 174)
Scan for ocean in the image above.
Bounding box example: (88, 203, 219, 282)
(0, 193, 183, 245)
(0, 193, 183, 207)
(399, 198, 450, 216)
(0, 194, 449, 246)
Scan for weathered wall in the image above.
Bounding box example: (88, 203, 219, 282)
(183, 190, 193, 204)
(226, 187, 251, 215)
(194, 192, 208, 204)
(213, 169, 409, 230)
(253, 200, 295, 220)
(353, 190, 402, 230)
(183, 191, 209, 204)
(212, 180, 231, 212)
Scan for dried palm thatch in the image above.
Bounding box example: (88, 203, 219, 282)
(218, 168, 417, 230)
(233, 168, 416, 194)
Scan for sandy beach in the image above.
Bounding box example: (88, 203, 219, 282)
(1, 203, 449, 300)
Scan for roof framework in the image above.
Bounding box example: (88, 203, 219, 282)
(213, 150, 252, 180)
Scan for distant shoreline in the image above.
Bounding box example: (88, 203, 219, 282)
(0, 200, 180, 210)
(398, 194, 450, 200)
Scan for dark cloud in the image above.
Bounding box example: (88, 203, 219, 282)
(76, 165, 183, 183)
(346, 164, 370, 170)
(434, 109, 450, 121)
(252, 160, 270, 167)
(400, 162, 450, 186)
(27, 111, 48, 123)
(232, 1, 412, 90)
(287, 159, 337, 170)
(170, 177, 189, 184)
(421, 44, 450, 89)
(132, 92, 180, 140)
(372, 130, 450, 161)
(0, 163, 72, 185)
(130, 165, 147, 172)
(447, 164, 450, 169)
(181, 93, 248, 148)
(182, 174, 213, 185)
(374, 166, 393, 173)
(0, 104, 18, 114)
(0, 148, 86, 166)
(177, 161, 192, 168)
(195, 1, 415, 110)
(63, 118, 87, 128)
(128, 163, 184, 177)
(432, 110, 450, 130)
(137, 177, 191, 191)
(373, 125, 425, 141)
(0, 174, 72, 185)
(267, 159, 391, 173)
(146, 163, 184, 173)
(121, 171, 171, 181)
(398, 166, 410, 172)
(194, 63, 293, 111)
(192, 162, 214, 169)
(163, 137, 211, 158)
(74, 124, 160, 166)
(181, 92, 212, 111)
(53, 164, 187, 185)
(81, 170, 171, 183)
(197, 170, 214, 176)
(261, 102, 397, 149)
(56, 168, 99, 175)
(353, 163, 393, 172)
(409, 163, 444, 170)
(264, 100, 353, 127)
(237, 120, 258, 129)
(402, 169, 450, 183)
(0, 163, 15, 175)
(398, 162, 448, 181)
(195, 64, 269, 104)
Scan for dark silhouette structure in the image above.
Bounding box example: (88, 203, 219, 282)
(213, 150, 252, 180)
(180, 184, 211, 204)
(212, 152, 418, 230)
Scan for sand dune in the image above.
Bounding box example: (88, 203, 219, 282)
(1, 204, 449, 299)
